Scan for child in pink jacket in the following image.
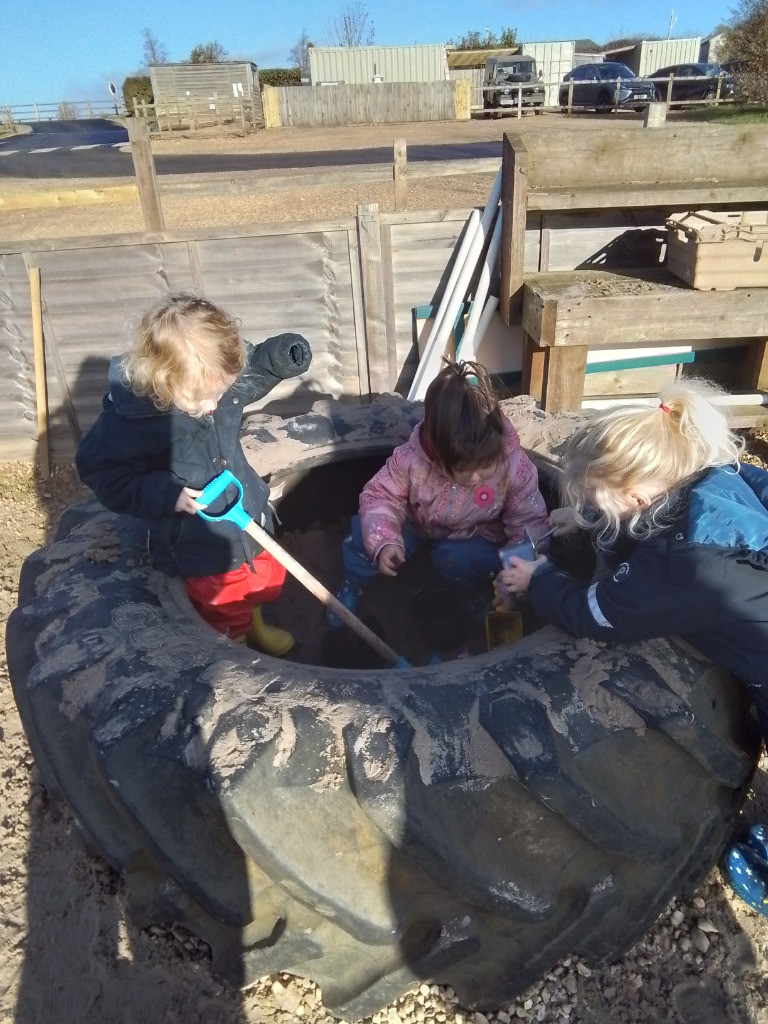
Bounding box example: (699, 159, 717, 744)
(328, 360, 549, 625)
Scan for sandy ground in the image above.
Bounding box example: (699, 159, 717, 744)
(3, 114, 768, 1024)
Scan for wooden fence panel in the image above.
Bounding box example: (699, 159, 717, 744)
(276, 82, 457, 127)
(0, 222, 366, 463)
(191, 229, 362, 412)
(0, 253, 36, 461)
(27, 243, 198, 462)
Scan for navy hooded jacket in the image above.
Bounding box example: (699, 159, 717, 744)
(76, 333, 312, 578)
(529, 463, 768, 710)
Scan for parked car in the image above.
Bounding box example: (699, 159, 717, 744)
(649, 63, 735, 103)
(559, 62, 656, 112)
(483, 54, 546, 115)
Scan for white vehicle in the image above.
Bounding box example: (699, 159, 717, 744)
(483, 54, 545, 114)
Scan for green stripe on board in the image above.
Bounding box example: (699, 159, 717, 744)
(586, 346, 747, 375)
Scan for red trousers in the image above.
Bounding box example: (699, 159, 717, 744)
(185, 551, 286, 637)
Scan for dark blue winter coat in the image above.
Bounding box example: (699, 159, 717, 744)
(529, 463, 768, 709)
(76, 333, 312, 578)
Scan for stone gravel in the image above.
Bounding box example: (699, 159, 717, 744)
(2, 115, 768, 1021)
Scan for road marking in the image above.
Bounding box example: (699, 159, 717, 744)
(0, 140, 128, 157)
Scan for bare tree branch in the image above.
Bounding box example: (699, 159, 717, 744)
(328, 2, 375, 46)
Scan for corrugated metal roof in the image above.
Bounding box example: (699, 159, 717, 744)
(308, 44, 448, 84)
(149, 61, 258, 69)
(446, 48, 518, 69)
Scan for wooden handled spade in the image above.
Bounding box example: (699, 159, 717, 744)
(196, 470, 409, 668)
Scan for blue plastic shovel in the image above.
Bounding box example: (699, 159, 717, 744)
(196, 470, 409, 668)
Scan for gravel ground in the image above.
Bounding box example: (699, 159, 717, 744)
(3, 117, 768, 1024)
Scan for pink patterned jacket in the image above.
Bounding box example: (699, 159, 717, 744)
(359, 420, 549, 564)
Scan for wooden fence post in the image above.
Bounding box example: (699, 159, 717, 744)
(499, 133, 529, 324)
(357, 203, 394, 396)
(393, 138, 407, 211)
(28, 265, 49, 478)
(261, 86, 281, 128)
(454, 78, 471, 120)
(126, 116, 165, 233)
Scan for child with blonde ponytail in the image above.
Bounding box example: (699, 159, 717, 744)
(497, 379, 768, 700)
(498, 378, 768, 915)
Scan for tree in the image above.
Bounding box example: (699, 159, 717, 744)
(288, 29, 313, 69)
(601, 34, 647, 50)
(447, 26, 517, 50)
(189, 41, 228, 64)
(141, 28, 168, 68)
(328, 2, 374, 46)
(722, 0, 768, 104)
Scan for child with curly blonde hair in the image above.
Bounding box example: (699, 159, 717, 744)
(77, 293, 313, 655)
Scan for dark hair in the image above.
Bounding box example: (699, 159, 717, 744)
(422, 359, 504, 475)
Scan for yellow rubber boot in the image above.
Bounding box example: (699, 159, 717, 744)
(246, 606, 295, 657)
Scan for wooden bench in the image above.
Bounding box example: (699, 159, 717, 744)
(497, 125, 768, 424)
(520, 268, 768, 416)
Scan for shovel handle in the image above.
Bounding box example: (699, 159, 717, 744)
(195, 471, 405, 667)
(242, 519, 404, 667)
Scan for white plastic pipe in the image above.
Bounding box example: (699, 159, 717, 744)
(408, 207, 499, 401)
(424, 208, 480, 348)
(407, 168, 503, 401)
(458, 294, 499, 362)
(582, 393, 768, 410)
(456, 212, 503, 360)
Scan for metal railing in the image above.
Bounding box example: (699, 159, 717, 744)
(475, 74, 734, 115)
(1, 100, 124, 128)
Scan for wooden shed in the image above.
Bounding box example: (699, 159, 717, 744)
(149, 61, 264, 128)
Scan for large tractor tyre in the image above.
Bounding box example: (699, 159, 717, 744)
(6, 396, 760, 1019)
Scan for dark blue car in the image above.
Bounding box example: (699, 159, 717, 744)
(560, 61, 656, 112)
(648, 63, 735, 103)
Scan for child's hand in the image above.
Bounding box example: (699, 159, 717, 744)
(548, 507, 579, 535)
(499, 554, 548, 595)
(492, 578, 514, 612)
(377, 544, 405, 577)
(175, 486, 205, 515)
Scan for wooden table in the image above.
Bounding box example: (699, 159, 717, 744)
(520, 269, 768, 419)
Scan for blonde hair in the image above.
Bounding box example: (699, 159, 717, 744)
(121, 294, 245, 411)
(561, 380, 744, 544)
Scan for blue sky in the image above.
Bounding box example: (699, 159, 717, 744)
(2, 0, 732, 106)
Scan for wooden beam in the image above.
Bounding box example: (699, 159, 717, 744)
(528, 184, 768, 212)
(521, 332, 547, 403)
(745, 339, 768, 392)
(0, 185, 138, 211)
(499, 133, 529, 325)
(126, 116, 165, 233)
(393, 138, 407, 212)
(541, 346, 588, 413)
(357, 203, 390, 397)
(522, 271, 768, 346)
(27, 264, 49, 478)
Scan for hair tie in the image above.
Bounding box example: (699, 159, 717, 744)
(659, 403, 671, 414)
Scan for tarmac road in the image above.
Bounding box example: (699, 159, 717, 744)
(0, 117, 502, 180)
